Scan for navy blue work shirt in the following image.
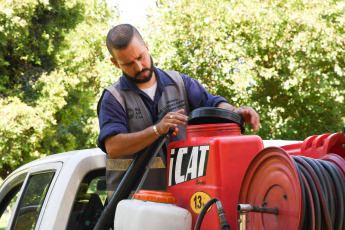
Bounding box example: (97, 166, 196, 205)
(97, 67, 227, 153)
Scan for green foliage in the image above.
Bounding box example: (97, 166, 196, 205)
(0, 0, 119, 178)
(147, 0, 345, 140)
(1, 0, 345, 179)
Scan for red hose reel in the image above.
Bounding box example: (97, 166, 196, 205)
(238, 147, 345, 230)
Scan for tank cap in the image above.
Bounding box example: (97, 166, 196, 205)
(133, 190, 176, 204)
(188, 107, 245, 133)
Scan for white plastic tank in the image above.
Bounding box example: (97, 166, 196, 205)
(114, 190, 192, 230)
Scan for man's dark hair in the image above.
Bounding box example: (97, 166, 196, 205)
(106, 24, 144, 57)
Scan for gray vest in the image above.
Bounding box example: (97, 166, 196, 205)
(105, 71, 190, 199)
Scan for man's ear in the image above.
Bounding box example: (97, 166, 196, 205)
(110, 58, 120, 69)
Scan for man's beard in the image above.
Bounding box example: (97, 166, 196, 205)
(123, 56, 154, 84)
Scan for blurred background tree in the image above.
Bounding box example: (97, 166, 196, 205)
(0, 0, 120, 178)
(147, 0, 345, 140)
(1, 0, 345, 178)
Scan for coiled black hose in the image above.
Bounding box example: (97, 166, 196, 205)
(292, 156, 345, 230)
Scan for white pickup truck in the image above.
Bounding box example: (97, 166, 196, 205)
(0, 148, 107, 230)
(0, 140, 303, 230)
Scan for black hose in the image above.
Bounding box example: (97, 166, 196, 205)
(293, 160, 312, 230)
(300, 172, 314, 230)
(301, 156, 335, 222)
(299, 156, 333, 229)
(317, 160, 345, 230)
(293, 158, 322, 230)
(194, 198, 231, 230)
(292, 156, 345, 230)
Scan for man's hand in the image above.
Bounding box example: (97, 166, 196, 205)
(232, 106, 260, 131)
(217, 102, 260, 131)
(156, 109, 188, 135)
(105, 109, 188, 159)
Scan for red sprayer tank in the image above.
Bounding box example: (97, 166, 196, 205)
(166, 108, 264, 230)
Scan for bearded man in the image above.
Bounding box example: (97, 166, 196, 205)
(97, 24, 260, 199)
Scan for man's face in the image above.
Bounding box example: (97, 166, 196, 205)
(111, 36, 153, 84)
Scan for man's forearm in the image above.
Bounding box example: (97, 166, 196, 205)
(105, 126, 159, 159)
(217, 101, 236, 110)
(105, 109, 188, 159)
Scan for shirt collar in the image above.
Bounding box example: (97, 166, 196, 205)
(119, 67, 175, 92)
